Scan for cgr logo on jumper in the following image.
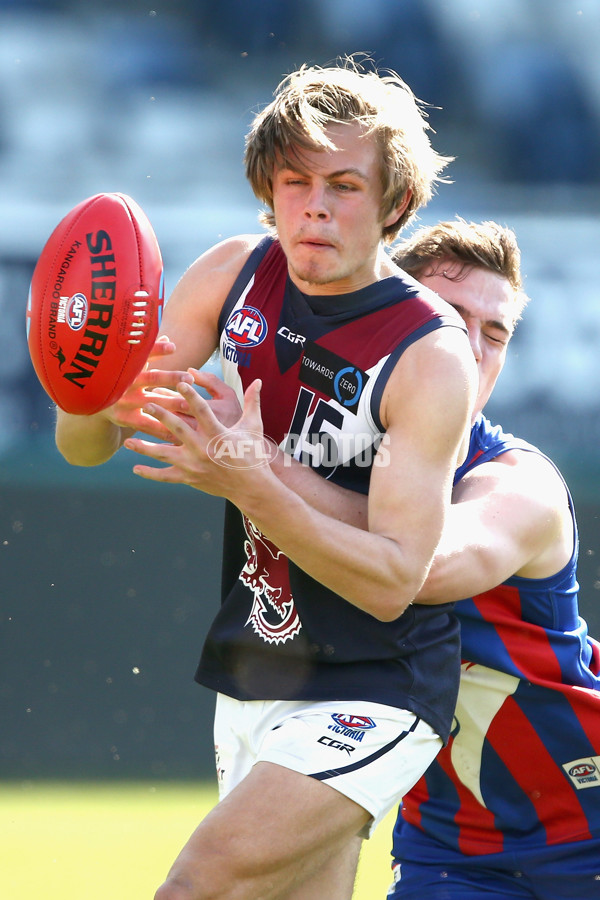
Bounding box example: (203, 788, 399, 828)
(300, 341, 368, 414)
(328, 713, 376, 743)
(224, 306, 268, 348)
(563, 755, 600, 789)
(277, 325, 305, 346)
(318, 736, 355, 754)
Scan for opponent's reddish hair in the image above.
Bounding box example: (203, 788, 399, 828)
(393, 217, 529, 322)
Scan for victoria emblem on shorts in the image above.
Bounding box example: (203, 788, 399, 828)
(224, 305, 268, 348)
(331, 713, 376, 730)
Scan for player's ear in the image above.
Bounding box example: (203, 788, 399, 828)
(383, 189, 412, 229)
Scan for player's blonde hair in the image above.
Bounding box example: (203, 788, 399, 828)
(393, 218, 529, 322)
(244, 57, 452, 242)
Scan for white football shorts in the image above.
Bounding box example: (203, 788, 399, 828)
(213, 694, 442, 837)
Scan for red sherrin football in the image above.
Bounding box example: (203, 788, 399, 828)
(26, 192, 164, 414)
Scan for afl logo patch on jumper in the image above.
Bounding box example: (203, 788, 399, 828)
(224, 306, 268, 348)
(300, 341, 369, 414)
(563, 755, 600, 789)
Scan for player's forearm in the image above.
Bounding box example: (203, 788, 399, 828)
(411, 503, 478, 604)
(413, 552, 464, 605)
(414, 492, 534, 605)
(272, 455, 470, 609)
(270, 452, 368, 529)
(55, 407, 130, 466)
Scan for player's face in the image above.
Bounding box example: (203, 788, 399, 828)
(419, 262, 515, 417)
(271, 122, 403, 295)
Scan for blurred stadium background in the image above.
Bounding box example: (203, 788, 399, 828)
(2, 0, 600, 782)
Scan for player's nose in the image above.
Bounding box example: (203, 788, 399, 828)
(468, 325, 483, 363)
(304, 183, 330, 220)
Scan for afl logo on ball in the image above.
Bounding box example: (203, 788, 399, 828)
(66, 293, 88, 331)
(224, 306, 267, 348)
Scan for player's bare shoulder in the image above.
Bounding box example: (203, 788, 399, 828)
(173, 234, 264, 302)
(193, 234, 264, 269)
(492, 446, 570, 510)
(381, 314, 476, 434)
(505, 449, 574, 575)
(153, 234, 265, 371)
(160, 235, 264, 346)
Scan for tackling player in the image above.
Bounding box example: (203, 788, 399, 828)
(387, 219, 600, 900)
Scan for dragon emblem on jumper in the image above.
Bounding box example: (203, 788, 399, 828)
(241, 516, 302, 644)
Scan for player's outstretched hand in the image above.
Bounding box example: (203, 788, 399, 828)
(124, 378, 272, 501)
(100, 336, 194, 442)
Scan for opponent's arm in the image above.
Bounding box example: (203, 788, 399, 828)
(125, 325, 476, 621)
(415, 451, 574, 603)
(268, 435, 572, 605)
(263, 414, 571, 605)
(192, 372, 571, 608)
(54, 235, 259, 467)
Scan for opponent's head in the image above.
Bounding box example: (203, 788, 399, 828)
(244, 57, 452, 242)
(393, 218, 529, 414)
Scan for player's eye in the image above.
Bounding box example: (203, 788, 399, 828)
(484, 332, 507, 346)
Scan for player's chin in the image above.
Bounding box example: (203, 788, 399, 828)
(290, 258, 339, 287)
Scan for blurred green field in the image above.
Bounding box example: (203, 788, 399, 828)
(1, 781, 396, 899)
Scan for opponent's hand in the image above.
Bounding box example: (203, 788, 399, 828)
(123, 379, 274, 501)
(99, 336, 194, 441)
